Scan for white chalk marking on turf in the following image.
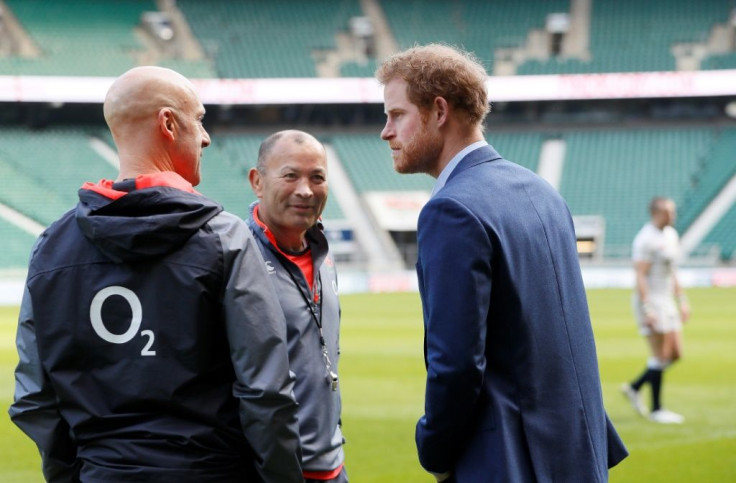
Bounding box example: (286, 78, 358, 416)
(624, 429, 736, 451)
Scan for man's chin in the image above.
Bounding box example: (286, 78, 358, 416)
(394, 161, 422, 175)
(288, 216, 317, 231)
(394, 160, 412, 174)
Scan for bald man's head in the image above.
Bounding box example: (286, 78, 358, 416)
(103, 66, 197, 133)
(104, 66, 210, 185)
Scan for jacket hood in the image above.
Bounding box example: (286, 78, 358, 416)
(76, 173, 223, 263)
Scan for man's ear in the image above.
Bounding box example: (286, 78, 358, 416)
(158, 108, 176, 141)
(433, 96, 449, 127)
(248, 167, 263, 198)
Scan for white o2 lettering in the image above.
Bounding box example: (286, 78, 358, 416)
(140, 330, 156, 356)
(89, 286, 156, 356)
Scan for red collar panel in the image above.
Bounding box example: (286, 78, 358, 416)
(81, 172, 198, 200)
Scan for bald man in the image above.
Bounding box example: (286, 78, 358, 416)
(9, 67, 303, 482)
(248, 131, 347, 482)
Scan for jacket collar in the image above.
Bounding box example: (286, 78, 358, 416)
(446, 144, 502, 185)
(247, 201, 329, 269)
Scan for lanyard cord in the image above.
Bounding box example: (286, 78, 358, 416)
(276, 252, 339, 390)
(281, 257, 322, 334)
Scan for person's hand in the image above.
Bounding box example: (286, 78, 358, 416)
(680, 300, 690, 323)
(642, 301, 657, 328)
(678, 296, 690, 323)
(430, 471, 452, 482)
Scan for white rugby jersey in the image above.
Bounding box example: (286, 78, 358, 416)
(632, 222, 680, 296)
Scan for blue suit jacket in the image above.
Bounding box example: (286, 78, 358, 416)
(415, 145, 627, 482)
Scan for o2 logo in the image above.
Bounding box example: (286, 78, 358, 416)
(89, 286, 156, 356)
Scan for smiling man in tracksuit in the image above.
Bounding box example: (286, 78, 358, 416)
(248, 130, 346, 482)
(9, 67, 303, 482)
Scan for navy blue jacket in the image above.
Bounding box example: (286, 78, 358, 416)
(9, 175, 302, 482)
(415, 145, 627, 482)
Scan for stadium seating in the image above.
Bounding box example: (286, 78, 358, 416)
(0, 152, 68, 228)
(0, 218, 37, 269)
(0, 127, 115, 225)
(518, 0, 729, 74)
(330, 134, 432, 192)
(0, 126, 112, 268)
(487, 131, 543, 172)
(1, 0, 213, 77)
(2, 0, 735, 79)
(560, 127, 713, 257)
(195, 134, 260, 219)
(703, 202, 736, 260)
(176, 0, 362, 78)
(677, 128, 736, 233)
(379, 0, 567, 68)
(701, 53, 736, 70)
(339, 59, 379, 78)
(1, 1, 735, 268)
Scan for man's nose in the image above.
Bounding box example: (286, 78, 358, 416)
(380, 121, 393, 140)
(294, 177, 313, 197)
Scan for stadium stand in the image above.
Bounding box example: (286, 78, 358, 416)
(0, 152, 67, 228)
(518, 0, 730, 75)
(330, 134, 433, 192)
(703, 202, 736, 260)
(487, 131, 544, 173)
(677, 128, 736, 234)
(701, 52, 736, 70)
(0, 0, 213, 78)
(194, 133, 260, 219)
(0, 218, 37, 269)
(339, 58, 379, 78)
(560, 127, 714, 257)
(380, 0, 567, 70)
(0, 1, 734, 267)
(176, 0, 362, 78)
(2, 0, 734, 79)
(0, 127, 115, 225)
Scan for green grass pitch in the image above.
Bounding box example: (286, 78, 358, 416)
(1, 288, 734, 482)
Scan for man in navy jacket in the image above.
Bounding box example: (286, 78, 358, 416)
(377, 44, 628, 482)
(9, 66, 302, 482)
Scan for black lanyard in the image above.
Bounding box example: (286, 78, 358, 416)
(282, 256, 322, 333)
(278, 253, 339, 391)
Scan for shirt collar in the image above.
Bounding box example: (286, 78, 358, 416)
(431, 140, 488, 197)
